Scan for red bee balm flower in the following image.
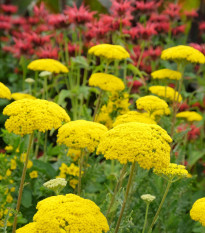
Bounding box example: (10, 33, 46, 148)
(1, 4, 18, 14)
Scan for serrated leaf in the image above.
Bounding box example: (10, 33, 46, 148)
(32, 160, 56, 178)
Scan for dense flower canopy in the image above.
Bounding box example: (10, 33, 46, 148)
(190, 197, 205, 226)
(89, 73, 125, 92)
(16, 194, 109, 233)
(11, 93, 36, 100)
(97, 122, 172, 169)
(27, 59, 69, 73)
(151, 69, 182, 80)
(149, 86, 182, 102)
(176, 111, 202, 122)
(88, 44, 130, 60)
(153, 163, 188, 179)
(136, 95, 170, 116)
(57, 120, 108, 152)
(113, 111, 156, 127)
(0, 82, 11, 100)
(161, 45, 205, 64)
(3, 99, 70, 136)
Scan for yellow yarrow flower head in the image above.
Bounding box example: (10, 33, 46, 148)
(11, 93, 36, 100)
(16, 223, 37, 233)
(149, 86, 182, 102)
(88, 44, 130, 60)
(176, 111, 203, 122)
(57, 120, 108, 153)
(17, 194, 109, 233)
(97, 122, 172, 170)
(27, 59, 69, 73)
(161, 45, 205, 64)
(136, 95, 170, 117)
(153, 163, 188, 180)
(113, 111, 156, 127)
(190, 197, 205, 226)
(151, 69, 182, 80)
(3, 99, 70, 136)
(89, 73, 125, 92)
(0, 82, 11, 100)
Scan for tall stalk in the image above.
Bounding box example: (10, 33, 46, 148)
(12, 133, 34, 233)
(114, 162, 136, 233)
(77, 149, 84, 196)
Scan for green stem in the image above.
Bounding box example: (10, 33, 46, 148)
(93, 89, 103, 121)
(34, 71, 38, 97)
(142, 203, 150, 233)
(114, 162, 136, 233)
(106, 164, 127, 219)
(147, 180, 172, 233)
(78, 149, 84, 196)
(12, 133, 34, 233)
(137, 42, 145, 68)
(43, 131, 48, 162)
(123, 59, 127, 85)
(34, 131, 41, 159)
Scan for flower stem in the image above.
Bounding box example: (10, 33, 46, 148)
(12, 133, 34, 233)
(93, 89, 103, 121)
(106, 164, 127, 219)
(147, 180, 172, 233)
(77, 149, 84, 196)
(114, 162, 136, 233)
(142, 203, 150, 233)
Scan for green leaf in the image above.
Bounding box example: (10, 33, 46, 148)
(71, 56, 89, 69)
(32, 160, 57, 178)
(21, 188, 32, 208)
(56, 90, 72, 108)
(187, 150, 205, 168)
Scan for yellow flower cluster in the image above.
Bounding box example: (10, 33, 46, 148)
(176, 111, 202, 122)
(151, 69, 182, 80)
(190, 197, 205, 226)
(3, 99, 70, 136)
(16, 194, 109, 233)
(58, 163, 82, 178)
(88, 44, 130, 60)
(89, 73, 125, 92)
(161, 45, 205, 64)
(29, 171, 38, 179)
(136, 95, 170, 117)
(97, 122, 172, 170)
(11, 93, 36, 100)
(28, 59, 69, 73)
(67, 148, 81, 162)
(69, 178, 78, 189)
(113, 111, 156, 127)
(153, 163, 188, 179)
(149, 86, 182, 102)
(57, 120, 108, 152)
(96, 92, 130, 128)
(0, 82, 11, 100)
(20, 153, 33, 168)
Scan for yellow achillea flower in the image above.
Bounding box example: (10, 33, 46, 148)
(16, 194, 109, 233)
(97, 122, 172, 170)
(57, 120, 108, 153)
(149, 86, 182, 102)
(11, 93, 36, 100)
(190, 197, 205, 226)
(88, 44, 130, 60)
(136, 95, 170, 117)
(151, 69, 182, 80)
(161, 45, 205, 64)
(3, 99, 70, 136)
(176, 111, 202, 122)
(113, 111, 156, 127)
(89, 73, 125, 92)
(29, 171, 38, 179)
(27, 59, 69, 73)
(0, 82, 11, 100)
(153, 163, 188, 180)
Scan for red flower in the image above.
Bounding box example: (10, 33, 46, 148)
(25, 32, 51, 46)
(135, 0, 162, 13)
(28, 16, 39, 25)
(33, 2, 49, 21)
(199, 21, 205, 34)
(1, 4, 18, 14)
(67, 42, 80, 57)
(172, 25, 186, 36)
(35, 24, 50, 33)
(177, 124, 201, 141)
(64, 3, 96, 25)
(184, 9, 198, 19)
(127, 23, 157, 40)
(111, 0, 134, 18)
(0, 21, 11, 30)
(127, 76, 143, 93)
(190, 43, 205, 55)
(47, 14, 69, 28)
(178, 102, 189, 111)
(147, 46, 162, 60)
(12, 37, 34, 58)
(12, 16, 26, 26)
(163, 3, 181, 19)
(36, 44, 59, 59)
